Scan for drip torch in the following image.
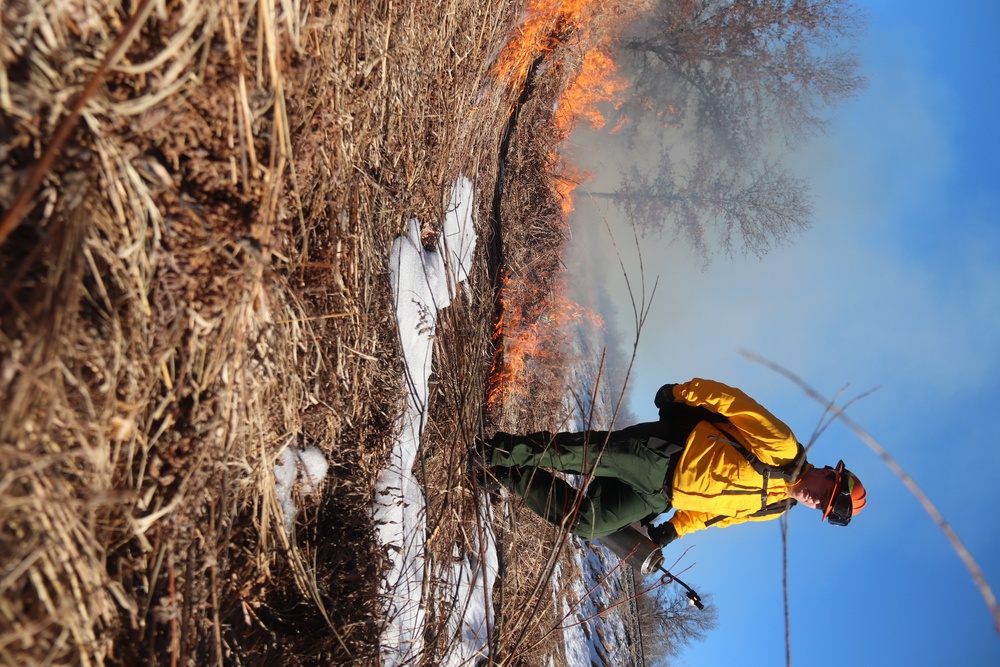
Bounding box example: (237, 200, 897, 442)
(598, 525, 705, 609)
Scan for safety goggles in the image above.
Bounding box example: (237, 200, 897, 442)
(825, 466, 855, 527)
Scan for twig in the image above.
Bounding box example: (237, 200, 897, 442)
(524, 206, 663, 657)
(781, 515, 792, 667)
(274, 312, 352, 324)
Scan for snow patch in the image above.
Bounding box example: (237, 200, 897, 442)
(375, 176, 497, 666)
(273, 443, 330, 534)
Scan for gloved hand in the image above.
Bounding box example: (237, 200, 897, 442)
(647, 521, 678, 547)
(654, 384, 677, 409)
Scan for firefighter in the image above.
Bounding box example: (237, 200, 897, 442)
(478, 378, 867, 544)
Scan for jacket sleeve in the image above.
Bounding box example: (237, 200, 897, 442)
(672, 378, 799, 467)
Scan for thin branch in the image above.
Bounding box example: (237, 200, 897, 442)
(781, 515, 792, 667)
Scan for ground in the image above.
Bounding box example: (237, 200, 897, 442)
(0, 1, 640, 666)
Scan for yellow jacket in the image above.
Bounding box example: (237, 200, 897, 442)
(666, 379, 803, 537)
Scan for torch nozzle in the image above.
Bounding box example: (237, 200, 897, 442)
(686, 590, 705, 610)
(658, 566, 705, 611)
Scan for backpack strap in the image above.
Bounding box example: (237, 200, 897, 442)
(712, 432, 806, 483)
(657, 397, 806, 483)
(657, 399, 806, 515)
(704, 498, 798, 528)
(709, 430, 806, 513)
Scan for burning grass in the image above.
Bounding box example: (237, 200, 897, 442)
(0, 0, 640, 664)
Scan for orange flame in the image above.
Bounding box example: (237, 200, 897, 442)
(487, 1, 637, 410)
(493, 0, 599, 91)
(552, 48, 627, 134)
(551, 158, 592, 216)
(487, 271, 604, 409)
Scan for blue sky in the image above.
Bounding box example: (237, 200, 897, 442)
(566, 1, 1000, 664)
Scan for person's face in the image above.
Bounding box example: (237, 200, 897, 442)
(790, 468, 836, 510)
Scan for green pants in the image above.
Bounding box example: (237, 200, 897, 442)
(487, 422, 677, 539)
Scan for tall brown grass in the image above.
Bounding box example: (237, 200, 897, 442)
(0, 0, 522, 664)
(0, 0, 649, 664)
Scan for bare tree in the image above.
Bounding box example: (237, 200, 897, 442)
(589, 153, 813, 258)
(620, 0, 867, 158)
(637, 585, 719, 664)
(596, 0, 865, 258)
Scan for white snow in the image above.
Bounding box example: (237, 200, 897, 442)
(274, 442, 330, 534)
(375, 175, 498, 666)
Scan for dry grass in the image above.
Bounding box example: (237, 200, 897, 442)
(419, 19, 640, 664)
(0, 0, 632, 665)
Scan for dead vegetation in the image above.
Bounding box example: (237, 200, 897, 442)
(0, 0, 631, 665)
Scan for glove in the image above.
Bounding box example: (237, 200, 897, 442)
(647, 521, 678, 547)
(654, 384, 677, 409)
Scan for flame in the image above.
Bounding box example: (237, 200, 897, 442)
(487, 271, 604, 408)
(494, 1, 627, 135)
(551, 158, 592, 216)
(487, 1, 639, 410)
(551, 44, 627, 215)
(493, 0, 600, 91)
(552, 48, 627, 134)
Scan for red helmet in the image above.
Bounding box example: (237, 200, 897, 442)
(822, 461, 866, 526)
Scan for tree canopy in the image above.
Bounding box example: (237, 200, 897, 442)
(602, 0, 867, 258)
(637, 585, 719, 663)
